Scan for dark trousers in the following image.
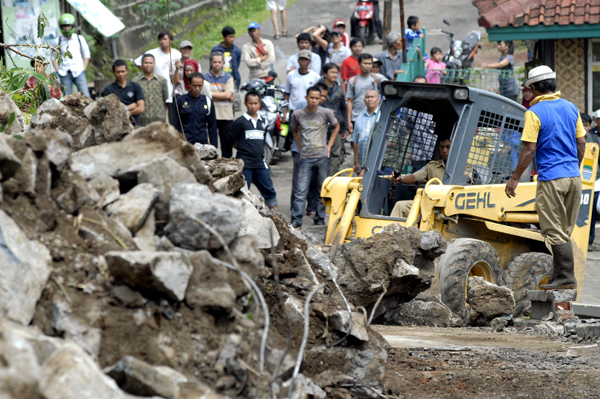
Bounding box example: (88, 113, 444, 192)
(217, 119, 233, 158)
(591, 191, 599, 245)
(292, 152, 319, 212)
(243, 168, 278, 208)
(373, 0, 383, 38)
(292, 157, 329, 225)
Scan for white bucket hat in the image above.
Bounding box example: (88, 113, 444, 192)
(525, 65, 556, 88)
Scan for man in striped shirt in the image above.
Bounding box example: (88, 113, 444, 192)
(205, 51, 235, 157)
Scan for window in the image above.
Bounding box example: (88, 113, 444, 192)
(589, 40, 600, 113)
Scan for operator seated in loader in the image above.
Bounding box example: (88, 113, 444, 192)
(389, 137, 451, 218)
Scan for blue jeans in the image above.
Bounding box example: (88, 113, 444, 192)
(291, 151, 319, 212)
(292, 157, 329, 225)
(243, 168, 278, 208)
(59, 71, 90, 97)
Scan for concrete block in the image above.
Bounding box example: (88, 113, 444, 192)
(575, 323, 600, 340)
(514, 318, 541, 328)
(573, 303, 600, 318)
(547, 290, 577, 303)
(530, 300, 553, 321)
(527, 290, 549, 302)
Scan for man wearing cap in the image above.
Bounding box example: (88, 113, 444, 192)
(287, 33, 322, 75)
(284, 50, 321, 111)
(333, 19, 350, 47)
(242, 23, 276, 81)
(506, 65, 586, 291)
(172, 40, 199, 97)
(327, 28, 351, 79)
(134, 32, 181, 122)
(374, 32, 405, 80)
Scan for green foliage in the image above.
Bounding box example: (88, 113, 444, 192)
(136, 0, 191, 29)
(0, 62, 59, 117)
(0, 112, 16, 133)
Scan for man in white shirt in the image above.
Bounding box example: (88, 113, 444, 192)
(134, 32, 181, 121)
(52, 13, 91, 97)
(287, 33, 322, 75)
(284, 50, 321, 111)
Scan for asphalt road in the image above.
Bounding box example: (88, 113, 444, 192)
(198, 0, 600, 306)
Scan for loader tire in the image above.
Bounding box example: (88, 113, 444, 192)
(438, 239, 503, 324)
(503, 252, 553, 317)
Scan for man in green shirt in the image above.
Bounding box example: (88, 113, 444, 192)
(133, 53, 169, 126)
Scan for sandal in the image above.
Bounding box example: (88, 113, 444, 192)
(274, 34, 280, 40)
(282, 31, 288, 37)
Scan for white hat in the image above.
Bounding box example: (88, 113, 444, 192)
(525, 65, 556, 88)
(594, 110, 600, 119)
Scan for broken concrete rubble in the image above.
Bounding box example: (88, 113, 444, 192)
(185, 251, 236, 313)
(385, 299, 462, 327)
(89, 174, 120, 207)
(467, 276, 515, 326)
(194, 143, 218, 160)
(328, 311, 370, 341)
(106, 183, 159, 234)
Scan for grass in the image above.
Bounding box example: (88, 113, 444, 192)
(180, 0, 297, 60)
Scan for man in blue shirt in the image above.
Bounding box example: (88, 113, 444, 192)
(173, 73, 218, 146)
(506, 66, 586, 291)
(352, 89, 379, 175)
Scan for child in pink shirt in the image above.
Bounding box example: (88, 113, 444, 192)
(425, 47, 447, 84)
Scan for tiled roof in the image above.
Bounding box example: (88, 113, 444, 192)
(473, 0, 600, 29)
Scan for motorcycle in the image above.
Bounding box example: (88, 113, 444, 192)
(351, 1, 377, 45)
(240, 73, 291, 166)
(439, 19, 480, 84)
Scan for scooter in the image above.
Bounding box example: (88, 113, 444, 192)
(240, 72, 290, 166)
(351, 1, 377, 45)
(439, 19, 480, 83)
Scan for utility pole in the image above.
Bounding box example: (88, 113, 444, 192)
(383, 0, 392, 50)
(399, 0, 406, 60)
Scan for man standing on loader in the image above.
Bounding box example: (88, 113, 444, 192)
(505, 66, 586, 291)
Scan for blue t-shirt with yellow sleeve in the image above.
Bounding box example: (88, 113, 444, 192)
(521, 92, 585, 181)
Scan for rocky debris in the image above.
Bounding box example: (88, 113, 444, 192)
(0, 135, 22, 179)
(32, 93, 133, 150)
(165, 183, 243, 250)
(77, 207, 136, 252)
(302, 225, 328, 245)
(24, 129, 72, 171)
(0, 210, 52, 325)
(213, 170, 245, 195)
(205, 157, 243, 179)
(490, 317, 509, 332)
(89, 174, 120, 207)
(236, 186, 269, 213)
(106, 251, 193, 301)
(527, 289, 578, 322)
(385, 299, 462, 327)
(185, 251, 236, 313)
(68, 123, 211, 184)
(137, 157, 196, 221)
(53, 170, 101, 214)
(194, 143, 218, 160)
(467, 276, 515, 326)
(328, 311, 370, 341)
(51, 301, 101, 357)
(110, 285, 147, 308)
(106, 183, 159, 234)
(216, 235, 265, 297)
(238, 200, 280, 248)
(0, 91, 25, 135)
(335, 224, 432, 308)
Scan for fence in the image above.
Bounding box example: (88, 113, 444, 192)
(435, 69, 526, 94)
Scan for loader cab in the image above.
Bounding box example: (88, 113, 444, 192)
(359, 81, 528, 220)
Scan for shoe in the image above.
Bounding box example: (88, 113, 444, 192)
(291, 221, 302, 229)
(314, 219, 325, 226)
(540, 242, 578, 290)
(306, 210, 316, 218)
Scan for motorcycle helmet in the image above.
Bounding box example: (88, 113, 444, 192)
(59, 13, 76, 36)
(241, 79, 267, 97)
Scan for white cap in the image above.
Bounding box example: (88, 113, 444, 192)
(525, 65, 556, 88)
(594, 110, 600, 119)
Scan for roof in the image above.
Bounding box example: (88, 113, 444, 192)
(473, 0, 600, 29)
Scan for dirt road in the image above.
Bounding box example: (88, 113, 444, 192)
(375, 325, 600, 398)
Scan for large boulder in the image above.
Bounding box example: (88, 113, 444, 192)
(106, 183, 159, 234)
(385, 299, 462, 327)
(105, 251, 193, 301)
(137, 157, 196, 221)
(238, 201, 280, 249)
(165, 183, 243, 250)
(467, 276, 515, 326)
(68, 123, 211, 184)
(83, 94, 133, 145)
(336, 224, 430, 307)
(0, 210, 52, 325)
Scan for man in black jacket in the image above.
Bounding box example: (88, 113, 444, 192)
(318, 63, 348, 175)
(172, 73, 218, 146)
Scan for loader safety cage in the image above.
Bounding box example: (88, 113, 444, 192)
(359, 81, 528, 220)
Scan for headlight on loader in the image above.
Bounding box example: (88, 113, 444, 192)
(453, 88, 469, 100)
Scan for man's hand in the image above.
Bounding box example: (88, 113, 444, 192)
(392, 176, 403, 185)
(341, 132, 347, 140)
(348, 122, 353, 134)
(288, 66, 296, 73)
(260, 55, 269, 62)
(505, 177, 519, 198)
(175, 60, 181, 69)
(353, 163, 360, 174)
(327, 145, 331, 158)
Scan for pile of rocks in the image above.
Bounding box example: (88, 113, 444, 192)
(0, 92, 456, 399)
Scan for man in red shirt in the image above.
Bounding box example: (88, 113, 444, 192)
(341, 38, 364, 94)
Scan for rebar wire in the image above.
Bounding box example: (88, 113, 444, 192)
(323, 244, 353, 347)
(368, 281, 388, 326)
(288, 282, 326, 398)
(190, 216, 270, 374)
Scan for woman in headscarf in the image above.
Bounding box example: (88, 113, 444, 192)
(176, 59, 212, 97)
(522, 87, 533, 109)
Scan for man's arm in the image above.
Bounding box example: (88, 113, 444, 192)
(242, 45, 261, 68)
(208, 101, 218, 147)
(211, 77, 235, 100)
(327, 122, 340, 158)
(128, 100, 145, 115)
(346, 98, 353, 133)
(81, 36, 91, 70)
(293, 126, 301, 154)
(577, 136, 586, 166)
(505, 141, 536, 198)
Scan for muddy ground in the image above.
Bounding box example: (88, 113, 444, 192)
(376, 326, 600, 398)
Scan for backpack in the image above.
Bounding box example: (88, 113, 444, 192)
(58, 34, 85, 59)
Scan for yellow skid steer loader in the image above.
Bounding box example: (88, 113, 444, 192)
(322, 82, 598, 320)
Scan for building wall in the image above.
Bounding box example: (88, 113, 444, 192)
(554, 38, 586, 111)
